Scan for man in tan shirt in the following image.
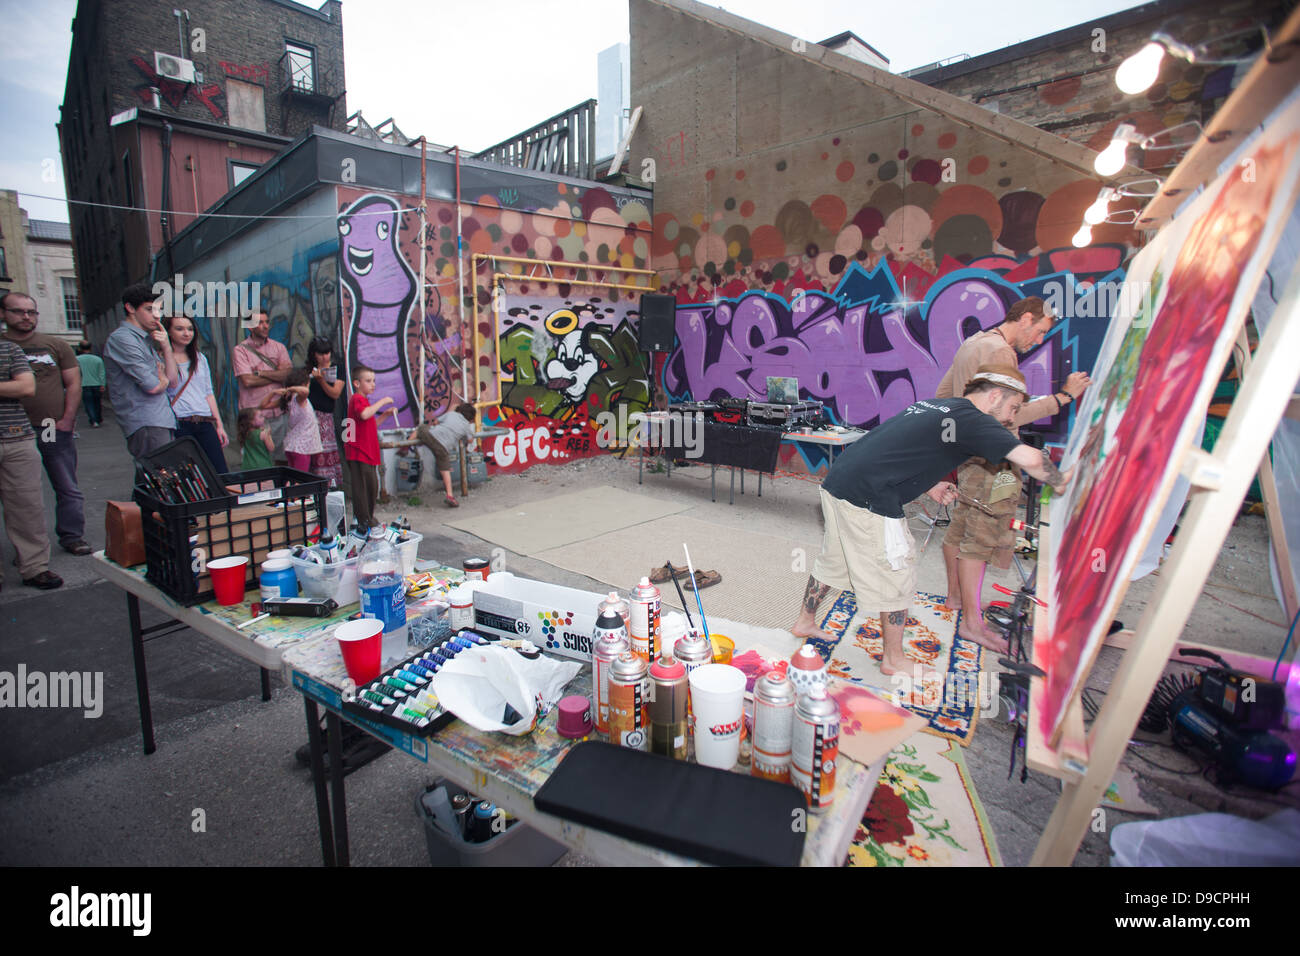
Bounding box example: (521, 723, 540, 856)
(934, 296, 1091, 650)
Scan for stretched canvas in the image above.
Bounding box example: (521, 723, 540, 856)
(1045, 97, 1300, 740)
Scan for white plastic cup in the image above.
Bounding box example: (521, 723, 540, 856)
(688, 664, 746, 769)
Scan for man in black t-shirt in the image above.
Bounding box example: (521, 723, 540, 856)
(792, 365, 1069, 674)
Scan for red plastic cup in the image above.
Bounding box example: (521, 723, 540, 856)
(336, 619, 384, 684)
(207, 556, 249, 606)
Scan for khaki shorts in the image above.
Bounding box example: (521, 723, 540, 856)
(415, 424, 452, 473)
(943, 458, 1019, 569)
(812, 487, 915, 614)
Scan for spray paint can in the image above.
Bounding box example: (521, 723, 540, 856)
(791, 685, 840, 812)
(629, 577, 661, 663)
(591, 611, 630, 735)
(648, 655, 688, 760)
(788, 643, 829, 697)
(751, 671, 796, 783)
(673, 629, 713, 676)
(597, 590, 631, 629)
(608, 652, 649, 751)
(451, 793, 473, 837)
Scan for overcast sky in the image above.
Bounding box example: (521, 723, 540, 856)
(0, 0, 1142, 223)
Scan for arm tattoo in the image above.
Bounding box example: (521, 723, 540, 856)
(886, 609, 906, 626)
(1039, 450, 1065, 488)
(802, 576, 830, 613)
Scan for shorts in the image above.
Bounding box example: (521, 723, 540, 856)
(414, 424, 451, 473)
(943, 458, 1019, 569)
(812, 487, 915, 613)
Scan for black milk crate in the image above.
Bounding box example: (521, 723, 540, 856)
(133, 460, 327, 607)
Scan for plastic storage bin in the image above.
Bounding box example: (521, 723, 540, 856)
(416, 781, 567, 867)
(290, 531, 422, 606)
(290, 548, 361, 607)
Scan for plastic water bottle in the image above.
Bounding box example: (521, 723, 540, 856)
(358, 528, 408, 665)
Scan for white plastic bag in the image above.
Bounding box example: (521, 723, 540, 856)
(429, 645, 580, 735)
(1110, 809, 1300, 866)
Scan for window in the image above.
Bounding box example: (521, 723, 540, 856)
(229, 161, 260, 189)
(0, 247, 8, 279)
(285, 42, 315, 92)
(61, 277, 82, 331)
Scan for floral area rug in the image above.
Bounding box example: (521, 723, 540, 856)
(813, 590, 986, 744)
(846, 732, 1001, 867)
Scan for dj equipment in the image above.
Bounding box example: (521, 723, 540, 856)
(638, 294, 677, 353)
(746, 399, 823, 428)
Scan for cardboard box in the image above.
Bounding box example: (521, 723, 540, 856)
(471, 575, 605, 661)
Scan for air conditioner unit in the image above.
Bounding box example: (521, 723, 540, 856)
(154, 52, 195, 83)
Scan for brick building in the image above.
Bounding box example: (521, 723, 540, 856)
(906, 0, 1290, 175)
(58, 0, 347, 341)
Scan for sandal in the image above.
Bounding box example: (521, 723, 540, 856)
(445, 495, 459, 508)
(684, 569, 722, 591)
(648, 562, 686, 584)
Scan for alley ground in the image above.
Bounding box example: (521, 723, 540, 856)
(0, 405, 1295, 867)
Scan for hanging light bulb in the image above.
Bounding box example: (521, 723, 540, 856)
(1116, 41, 1166, 95)
(1094, 125, 1137, 177)
(1072, 224, 1093, 248)
(1084, 187, 1116, 226)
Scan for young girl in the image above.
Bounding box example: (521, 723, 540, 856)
(164, 314, 229, 474)
(305, 336, 345, 489)
(263, 368, 322, 473)
(238, 408, 273, 470)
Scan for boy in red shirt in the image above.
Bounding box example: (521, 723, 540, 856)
(343, 365, 395, 529)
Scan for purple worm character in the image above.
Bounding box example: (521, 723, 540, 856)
(338, 194, 419, 428)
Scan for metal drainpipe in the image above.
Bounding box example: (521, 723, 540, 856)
(160, 121, 174, 278)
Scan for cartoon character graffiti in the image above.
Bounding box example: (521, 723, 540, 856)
(338, 194, 420, 428)
(542, 310, 601, 403)
(500, 306, 650, 421)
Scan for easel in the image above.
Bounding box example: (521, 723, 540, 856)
(1025, 14, 1300, 862)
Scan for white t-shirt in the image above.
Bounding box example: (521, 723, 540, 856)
(168, 353, 215, 419)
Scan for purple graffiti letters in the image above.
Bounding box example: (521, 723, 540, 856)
(667, 273, 1055, 429)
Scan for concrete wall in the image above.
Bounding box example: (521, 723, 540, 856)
(631, 0, 1140, 465)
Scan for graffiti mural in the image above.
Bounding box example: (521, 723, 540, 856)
(665, 254, 1126, 466)
(462, 184, 653, 409)
(337, 193, 422, 429)
(481, 296, 650, 473)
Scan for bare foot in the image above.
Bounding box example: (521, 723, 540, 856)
(958, 621, 1009, 655)
(942, 594, 961, 611)
(878, 654, 910, 677)
(791, 624, 837, 643)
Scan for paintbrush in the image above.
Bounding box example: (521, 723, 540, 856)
(682, 544, 711, 644)
(957, 491, 997, 516)
(665, 562, 696, 629)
